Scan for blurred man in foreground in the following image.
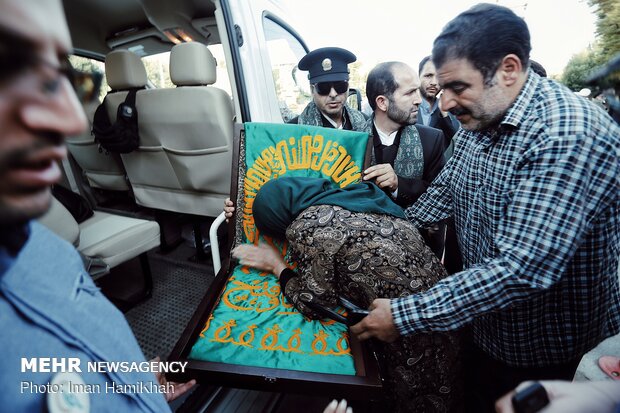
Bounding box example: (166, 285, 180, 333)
(0, 1, 193, 410)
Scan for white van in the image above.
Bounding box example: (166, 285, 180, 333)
(54, 1, 379, 411)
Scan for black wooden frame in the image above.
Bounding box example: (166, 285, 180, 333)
(168, 124, 381, 399)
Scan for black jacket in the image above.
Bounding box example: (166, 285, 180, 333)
(372, 124, 445, 208)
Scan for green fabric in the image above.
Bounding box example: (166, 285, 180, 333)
(254, 177, 405, 239)
(241, 122, 369, 244)
(188, 263, 354, 374)
(189, 122, 370, 375)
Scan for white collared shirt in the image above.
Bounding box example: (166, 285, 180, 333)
(321, 112, 344, 129)
(373, 121, 399, 198)
(373, 121, 398, 146)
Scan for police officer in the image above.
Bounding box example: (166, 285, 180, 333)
(289, 47, 367, 130)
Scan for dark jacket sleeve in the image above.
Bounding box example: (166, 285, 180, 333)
(395, 125, 446, 207)
(433, 111, 460, 148)
(428, 110, 461, 149)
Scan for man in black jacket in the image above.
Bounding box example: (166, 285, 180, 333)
(416, 55, 461, 158)
(362, 62, 446, 257)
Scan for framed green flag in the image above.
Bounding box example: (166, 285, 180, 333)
(170, 123, 382, 398)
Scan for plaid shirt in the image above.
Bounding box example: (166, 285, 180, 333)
(395, 71, 620, 366)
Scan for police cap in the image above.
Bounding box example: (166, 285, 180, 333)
(298, 47, 357, 84)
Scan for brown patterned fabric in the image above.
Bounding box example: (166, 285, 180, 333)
(284, 205, 462, 412)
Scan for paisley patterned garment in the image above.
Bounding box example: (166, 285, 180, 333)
(283, 205, 462, 413)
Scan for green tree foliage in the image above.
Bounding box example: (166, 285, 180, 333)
(588, 0, 620, 62)
(348, 61, 369, 98)
(143, 56, 174, 88)
(68, 55, 108, 102)
(561, 45, 605, 91)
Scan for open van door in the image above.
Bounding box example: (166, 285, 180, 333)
(214, 0, 312, 123)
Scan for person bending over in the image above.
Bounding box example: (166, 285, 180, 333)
(233, 177, 462, 413)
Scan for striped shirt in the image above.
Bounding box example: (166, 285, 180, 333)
(395, 71, 620, 366)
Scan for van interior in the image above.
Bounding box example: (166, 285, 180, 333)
(36, 0, 617, 410)
(46, 0, 378, 411)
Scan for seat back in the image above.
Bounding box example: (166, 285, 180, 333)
(119, 43, 234, 216)
(103, 50, 148, 126)
(39, 195, 160, 270)
(98, 50, 149, 191)
(38, 197, 80, 246)
(65, 86, 130, 191)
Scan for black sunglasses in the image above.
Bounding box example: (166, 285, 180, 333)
(313, 81, 349, 96)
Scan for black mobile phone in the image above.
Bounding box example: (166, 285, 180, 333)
(511, 382, 550, 413)
(338, 296, 369, 325)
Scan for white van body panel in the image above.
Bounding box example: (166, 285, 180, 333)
(218, 0, 309, 122)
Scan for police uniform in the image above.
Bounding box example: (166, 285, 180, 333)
(289, 47, 367, 130)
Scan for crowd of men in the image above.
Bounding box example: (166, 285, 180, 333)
(1, 0, 619, 412)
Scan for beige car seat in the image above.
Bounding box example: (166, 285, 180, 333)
(66, 96, 130, 191)
(39, 196, 160, 301)
(110, 44, 234, 217)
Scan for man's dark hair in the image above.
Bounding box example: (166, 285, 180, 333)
(366, 62, 402, 111)
(432, 3, 531, 86)
(529, 60, 547, 77)
(419, 55, 432, 75)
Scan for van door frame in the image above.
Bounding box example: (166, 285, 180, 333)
(216, 0, 309, 123)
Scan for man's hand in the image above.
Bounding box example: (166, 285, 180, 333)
(363, 164, 398, 192)
(349, 298, 400, 343)
(151, 357, 196, 402)
(437, 90, 450, 118)
(495, 380, 620, 413)
(232, 243, 287, 276)
(224, 197, 235, 223)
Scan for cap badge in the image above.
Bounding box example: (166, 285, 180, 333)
(322, 58, 332, 71)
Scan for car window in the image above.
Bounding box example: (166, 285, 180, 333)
(262, 17, 309, 122)
(142, 52, 174, 88)
(68, 55, 108, 103)
(142, 45, 232, 96)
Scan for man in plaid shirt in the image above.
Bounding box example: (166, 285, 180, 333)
(351, 4, 620, 411)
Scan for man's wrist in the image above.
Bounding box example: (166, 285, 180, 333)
(272, 261, 287, 277)
(391, 296, 422, 336)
